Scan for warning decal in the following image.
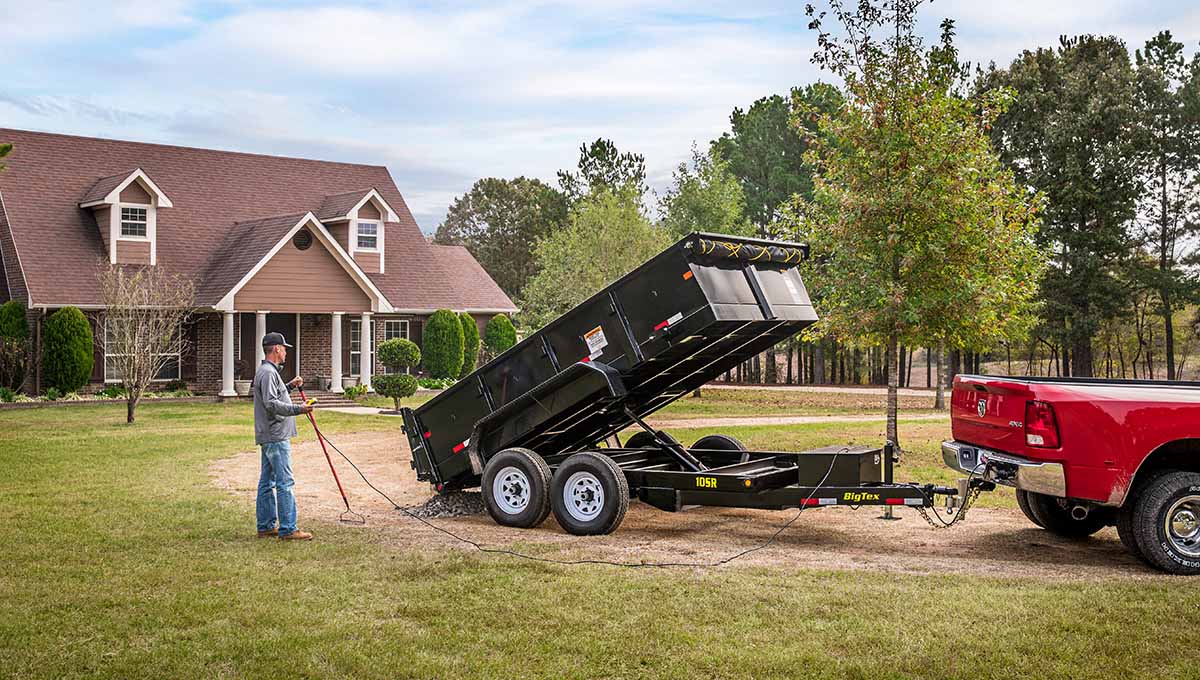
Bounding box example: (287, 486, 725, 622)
(783, 275, 803, 304)
(584, 325, 608, 359)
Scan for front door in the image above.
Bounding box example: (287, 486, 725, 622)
(265, 313, 298, 382)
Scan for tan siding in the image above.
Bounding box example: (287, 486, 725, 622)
(94, 206, 111, 254)
(115, 240, 151, 264)
(119, 181, 152, 203)
(235, 233, 372, 313)
(356, 201, 381, 220)
(353, 250, 380, 274)
(328, 223, 350, 253)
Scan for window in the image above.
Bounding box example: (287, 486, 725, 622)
(350, 319, 374, 376)
(356, 221, 378, 250)
(381, 320, 410, 374)
(104, 319, 181, 382)
(120, 207, 148, 238)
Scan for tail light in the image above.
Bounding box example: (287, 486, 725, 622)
(1025, 400, 1060, 448)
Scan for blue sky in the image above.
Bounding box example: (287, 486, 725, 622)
(3, 0, 1199, 231)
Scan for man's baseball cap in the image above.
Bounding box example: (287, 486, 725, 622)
(262, 332, 293, 349)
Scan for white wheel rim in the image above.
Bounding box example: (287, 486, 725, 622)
(493, 466, 531, 515)
(563, 471, 605, 522)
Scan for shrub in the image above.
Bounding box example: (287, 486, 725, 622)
(0, 301, 28, 341)
(423, 309, 464, 379)
(45, 387, 63, 401)
(373, 374, 418, 412)
(42, 306, 93, 394)
(484, 314, 517, 358)
(0, 337, 27, 392)
(98, 385, 128, 399)
(343, 384, 368, 400)
(378, 338, 421, 372)
(0, 386, 14, 403)
(458, 313, 481, 378)
(162, 379, 188, 392)
(417, 377, 456, 390)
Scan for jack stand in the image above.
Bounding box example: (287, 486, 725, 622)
(877, 441, 902, 520)
(877, 505, 902, 521)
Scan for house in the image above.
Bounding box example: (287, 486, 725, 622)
(0, 128, 516, 395)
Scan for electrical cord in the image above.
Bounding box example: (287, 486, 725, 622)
(315, 427, 848, 569)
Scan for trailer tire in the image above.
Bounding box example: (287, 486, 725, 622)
(481, 448, 552, 529)
(551, 452, 629, 535)
(1129, 470, 1200, 575)
(691, 434, 750, 464)
(624, 430, 681, 450)
(1015, 490, 1044, 528)
(1025, 492, 1111, 538)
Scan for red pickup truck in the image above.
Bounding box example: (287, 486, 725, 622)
(942, 374, 1200, 574)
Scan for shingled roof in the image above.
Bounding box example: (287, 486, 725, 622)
(79, 169, 137, 205)
(0, 129, 516, 313)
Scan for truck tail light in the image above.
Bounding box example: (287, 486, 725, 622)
(1025, 400, 1060, 448)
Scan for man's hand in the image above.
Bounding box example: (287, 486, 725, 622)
(299, 404, 314, 414)
(288, 376, 304, 388)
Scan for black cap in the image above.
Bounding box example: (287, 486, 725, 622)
(262, 332, 293, 349)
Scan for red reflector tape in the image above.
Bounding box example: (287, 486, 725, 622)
(653, 319, 670, 331)
(452, 438, 469, 454)
(580, 355, 591, 363)
(422, 431, 431, 439)
(800, 498, 820, 506)
(885, 498, 906, 505)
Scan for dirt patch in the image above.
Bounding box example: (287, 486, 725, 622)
(210, 431, 1162, 580)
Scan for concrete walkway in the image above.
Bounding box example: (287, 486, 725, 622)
(323, 406, 400, 416)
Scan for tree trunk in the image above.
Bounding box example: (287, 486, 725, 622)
(926, 347, 932, 388)
(934, 343, 946, 410)
(786, 345, 794, 384)
(765, 350, 777, 384)
(1070, 337, 1093, 377)
(886, 334, 900, 450)
(126, 393, 139, 424)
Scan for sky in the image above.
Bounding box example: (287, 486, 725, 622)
(3, 0, 1200, 232)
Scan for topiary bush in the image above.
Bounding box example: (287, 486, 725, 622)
(423, 309, 464, 379)
(458, 313, 481, 378)
(375, 337, 422, 411)
(0, 300, 29, 341)
(484, 314, 517, 359)
(42, 306, 93, 394)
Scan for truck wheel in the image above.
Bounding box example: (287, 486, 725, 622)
(1015, 489, 1044, 528)
(692, 434, 750, 464)
(1130, 471, 1200, 575)
(1025, 492, 1110, 538)
(1115, 469, 1169, 565)
(481, 448, 552, 528)
(551, 452, 630, 535)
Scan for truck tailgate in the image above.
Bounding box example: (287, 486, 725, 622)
(951, 375, 1034, 454)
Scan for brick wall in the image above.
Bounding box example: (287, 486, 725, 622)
(195, 312, 239, 394)
(299, 313, 333, 389)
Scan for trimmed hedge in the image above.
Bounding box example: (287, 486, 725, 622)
(484, 314, 517, 357)
(42, 306, 93, 394)
(422, 309, 464, 379)
(373, 374, 418, 412)
(458, 313, 480, 379)
(0, 301, 28, 341)
(378, 338, 421, 372)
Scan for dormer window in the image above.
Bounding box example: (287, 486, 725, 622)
(356, 221, 378, 250)
(121, 207, 148, 238)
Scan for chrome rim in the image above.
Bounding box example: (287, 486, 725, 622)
(563, 471, 605, 522)
(493, 466, 531, 515)
(1165, 495, 1200, 559)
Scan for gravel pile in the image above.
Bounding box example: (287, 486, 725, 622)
(402, 491, 485, 518)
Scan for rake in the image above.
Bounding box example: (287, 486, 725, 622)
(297, 387, 366, 525)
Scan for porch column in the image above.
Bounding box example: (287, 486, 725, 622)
(255, 311, 268, 365)
(219, 311, 236, 397)
(360, 311, 373, 392)
(330, 312, 344, 393)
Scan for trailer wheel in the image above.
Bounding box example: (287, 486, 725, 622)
(1015, 490, 1044, 528)
(1025, 492, 1111, 538)
(692, 434, 750, 464)
(550, 452, 629, 535)
(1129, 470, 1200, 575)
(481, 448, 552, 528)
(623, 430, 680, 450)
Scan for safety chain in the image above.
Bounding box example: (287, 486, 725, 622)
(914, 483, 983, 530)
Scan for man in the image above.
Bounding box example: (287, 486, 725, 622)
(254, 332, 315, 541)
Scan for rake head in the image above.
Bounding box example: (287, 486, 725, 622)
(339, 509, 367, 525)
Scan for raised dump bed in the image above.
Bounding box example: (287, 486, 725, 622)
(401, 233, 958, 535)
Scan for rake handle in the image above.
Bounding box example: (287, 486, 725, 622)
(298, 388, 353, 513)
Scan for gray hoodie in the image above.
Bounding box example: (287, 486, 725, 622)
(253, 360, 303, 445)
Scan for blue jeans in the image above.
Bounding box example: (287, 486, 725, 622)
(256, 440, 297, 536)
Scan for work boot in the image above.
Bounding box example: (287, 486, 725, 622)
(257, 528, 279, 538)
(280, 530, 313, 541)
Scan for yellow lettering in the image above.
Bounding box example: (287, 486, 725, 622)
(696, 477, 718, 489)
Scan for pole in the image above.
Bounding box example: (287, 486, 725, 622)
(298, 387, 363, 523)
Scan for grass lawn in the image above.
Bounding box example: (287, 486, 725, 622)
(1, 399, 1195, 678)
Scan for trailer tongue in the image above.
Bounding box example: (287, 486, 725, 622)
(401, 233, 969, 535)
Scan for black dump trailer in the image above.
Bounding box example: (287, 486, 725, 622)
(401, 233, 957, 535)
